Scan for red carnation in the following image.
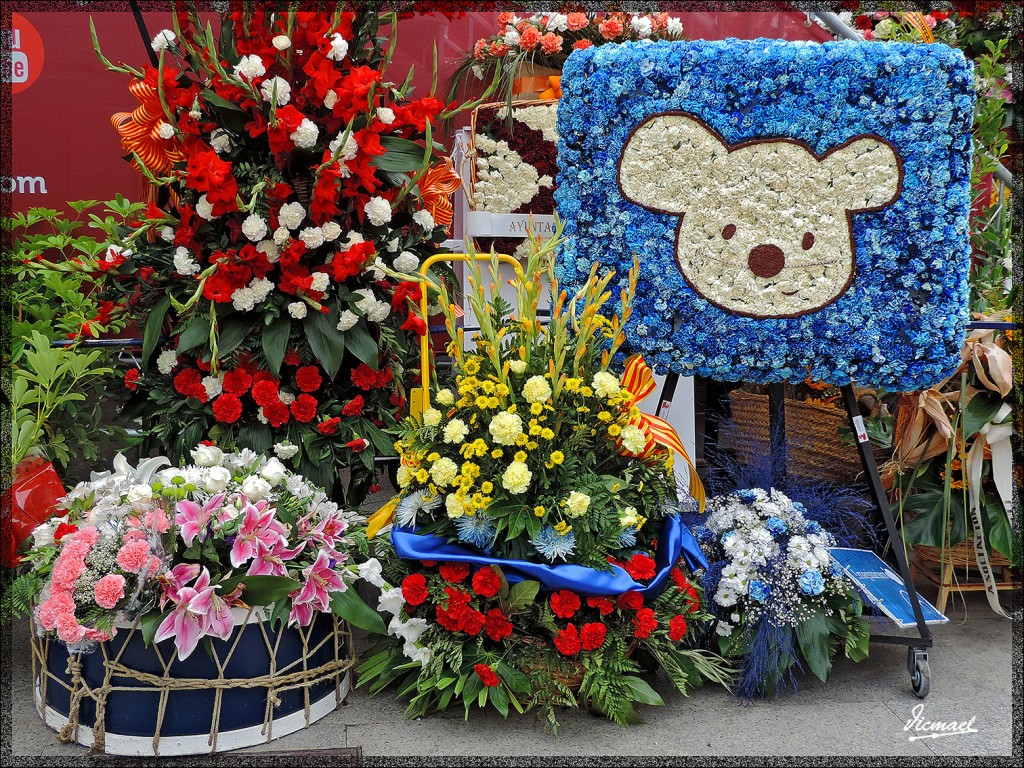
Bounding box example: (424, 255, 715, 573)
(549, 589, 581, 619)
(222, 368, 253, 395)
(670, 567, 690, 591)
(173, 368, 203, 397)
(685, 586, 700, 613)
(54, 522, 78, 542)
(483, 608, 513, 642)
(473, 663, 500, 687)
(283, 349, 303, 367)
(632, 607, 658, 639)
(212, 393, 243, 424)
(346, 438, 369, 452)
(460, 608, 485, 636)
(264, 400, 291, 428)
(669, 615, 688, 642)
(472, 567, 501, 598)
(553, 623, 582, 656)
(623, 553, 657, 582)
(123, 368, 140, 391)
(439, 562, 471, 583)
(251, 379, 281, 407)
(586, 596, 615, 616)
(342, 395, 365, 416)
(580, 622, 607, 651)
(401, 573, 428, 606)
(351, 363, 379, 390)
(290, 393, 318, 422)
(616, 590, 644, 611)
(295, 365, 323, 392)
(318, 417, 341, 435)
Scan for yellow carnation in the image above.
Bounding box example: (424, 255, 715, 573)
(436, 388, 455, 406)
(620, 424, 647, 454)
(422, 408, 442, 427)
(522, 375, 552, 404)
(396, 464, 413, 488)
(509, 360, 527, 375)
(564, 491, 591, 518)
(445, 493, 465, 518)
(443, 418, 469, 444)
(501, 461, 532, 495)
(591, 371, 620, 399)
(489, 411, 523, 445)
(429, 457, 459, 487)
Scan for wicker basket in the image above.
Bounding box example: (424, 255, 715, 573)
(911, 540, 1016, 614)
(726, 391, 885, 485)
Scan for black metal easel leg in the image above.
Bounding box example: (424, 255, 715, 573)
(768, 382, 787, 490)
(840, 385, 932, 653)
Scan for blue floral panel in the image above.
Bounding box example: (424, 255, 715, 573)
(555, 39, 974, 389)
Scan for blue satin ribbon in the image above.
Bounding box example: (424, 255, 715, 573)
(390, 515, 709, 599)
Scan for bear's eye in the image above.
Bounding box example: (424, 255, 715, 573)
(802, 232, 815, 250)
(722, 224, 736, 240)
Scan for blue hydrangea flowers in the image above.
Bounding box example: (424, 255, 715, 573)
(555, 39, 974, 389)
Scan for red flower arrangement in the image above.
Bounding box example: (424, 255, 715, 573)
(93, 8, 485, 500)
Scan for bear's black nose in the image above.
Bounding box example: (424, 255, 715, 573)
(748, 244, 785, 279)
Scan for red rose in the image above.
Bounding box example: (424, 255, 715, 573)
(54, 522, 78, 542)
(623, 553, 657, 582)
(212, 393, 243, 424)
(473, 663, 500, 687)
(290, 393, 318, 422)
(586, 596, 616, 616)
(855, 14, 873, 29)
(123, 368, 140, 391)
(401, 573, 428, 606)
(439, 562, 471, 583)
(264, 400, 291, 428)
(616, 590, 644, 611)
(318, 417, 341, 435)
(221, 368, 253, 395)
(251, 379, 281, 407)
(295, 365, 323, 392)
(342, 395, 365, 416)
(471, 567, 502, 598)
(669, 615, 688, 642)
(553, 623, 582, 656)
(632, 607, 658, 639)
(549, 589, 581, 619)
(580, 622, 607, 651)
(483, 608, 513, 642)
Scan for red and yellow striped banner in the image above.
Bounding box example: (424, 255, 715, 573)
(418, 158, 462, 235)
(111, 78, 184, 176)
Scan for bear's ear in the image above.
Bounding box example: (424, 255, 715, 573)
(618, 113, 728, 214)
(824, 137, 903, 212)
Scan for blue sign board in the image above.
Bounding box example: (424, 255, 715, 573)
(831, 547, 948, 628)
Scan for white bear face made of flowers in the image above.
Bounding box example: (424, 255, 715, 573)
(618, 112, 903, 318)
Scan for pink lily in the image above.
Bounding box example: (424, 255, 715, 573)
(174, 493, 226, 547)
(158, 563, 202, 609)
(298, 509, 350, 554)
(229, 501, 289, 568)
(288, 550, 346, 627)
(246, 537, 307, 577)
(154, 568, 234, 660)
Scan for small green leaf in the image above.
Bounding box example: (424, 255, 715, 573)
(507, 580, 539, 614)
(330, 587, 387, 635)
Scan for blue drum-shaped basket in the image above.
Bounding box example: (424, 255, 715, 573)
(35, 607, 350, 756)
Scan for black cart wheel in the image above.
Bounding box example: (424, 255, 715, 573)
(909, 649, 931, 698)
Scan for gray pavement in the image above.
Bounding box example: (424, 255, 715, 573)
(5, 588, 1014, 759)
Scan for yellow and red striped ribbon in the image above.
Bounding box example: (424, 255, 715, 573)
(902, 12, 935, 43)
(111, 78, 184, 176)
(419, 158, 462, 235)
(620, 355, 706, 512)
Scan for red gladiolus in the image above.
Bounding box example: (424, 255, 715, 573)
(471, 567, 501, 598)
(484, 608, 513, 642)
(474, 663, 500, 687)
(632, 607, 658, 639)
(212, 393, 243, 424)
(616, 590, 644, 611)
(553, 623, 582, 656)
(586, 596, 615, 616)
(580, 622, 607, 651)
(318, 417, 341, 435)
(124, 369, 140, 391)
(401, 573, 428, 606)
(400, 313, 427, 336)
(290, 393, 319, 422)
(295, 365, 323, 392)
(669, 615, 688, 642)
(439, 562, 471, 583)
(549, 589, 581, 619)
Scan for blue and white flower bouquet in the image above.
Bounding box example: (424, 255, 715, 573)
(693, 488, 870, 698)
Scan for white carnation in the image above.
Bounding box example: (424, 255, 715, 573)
(366, 300, 390, 323)
(210, 130, 233, 154)
(233, 54, 266, 81)
(157, 121, 175, 139)
(546, 13, 569, 31)
(323, 90, 338, 110)
(321, 221, 342, 241)
(326, 32, 349, 61)
(299, 226, 325, 249)
(202, 375, 223, 398)
(310, 272, 330, 292)
(159, 226, 175, 242)
(666, 17, 684, 37)
(272, 226, 291, 245)
(272, 34, 292, 50)
(503, 28, 521, 46)
(242, 214, 268, 242)
(377, 106, 395, 124)
(260, 76, 291, 106)
(290, 118, 319, 149)
(151, 29, 176, 52)
(631, 15, 653, 38)
(156, 349, 178, 375)
(364, 196, 392, 226)
(173, 247, 200, 276)
(274, 442, 299, 459)
(412, 209, 435, 230)
(288, 302, 308, 319)
(256, 240, 279, 262)
(195, 194, 215, 220)
(337, 310, 359, 331)
(278, 202, 306, 230)
(393, 251, 419, 273)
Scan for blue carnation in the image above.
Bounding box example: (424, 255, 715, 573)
(766, 517, 788, 537)
(748, 580, 771, 603)
(799, 570, 826, 597)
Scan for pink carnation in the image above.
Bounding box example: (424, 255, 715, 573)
(51, 558, 86, 589)
(38, 593, 76, 631)
(84, 627, 113, 642)
(94, 574, 126, 609)
(144, 555, 164, 577)
(72, 527, 101, 547)
(55, 613, 86, 644)
(116, 540, 152, 573)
